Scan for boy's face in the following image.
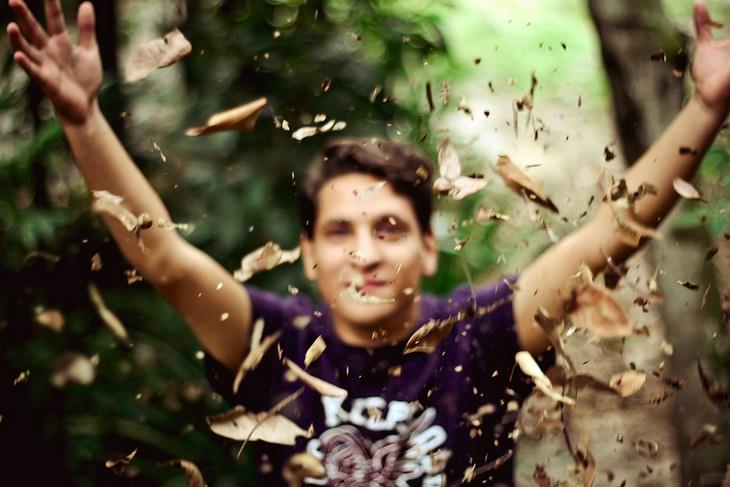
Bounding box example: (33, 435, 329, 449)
(301, 173, 437, 336)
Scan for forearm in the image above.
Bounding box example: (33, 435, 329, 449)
(595, 93, 728, 260)
(62, 102, 181, 283)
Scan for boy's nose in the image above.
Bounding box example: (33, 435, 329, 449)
(350, 231, 382, 266)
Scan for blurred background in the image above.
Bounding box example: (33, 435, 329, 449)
(0, 0, 728, 485)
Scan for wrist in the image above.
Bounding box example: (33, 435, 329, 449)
(59, 99, 101, 133)
(690, 91, 730, 120)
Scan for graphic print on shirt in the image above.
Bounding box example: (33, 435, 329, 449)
(304, 396, 451, 487)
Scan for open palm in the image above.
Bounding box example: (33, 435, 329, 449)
(691, 2, 730, 109)
(7, 0, 102, 125)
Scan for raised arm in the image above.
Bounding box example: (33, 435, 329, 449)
(513, 1, 730, 355)
(8, 0, 252, 371)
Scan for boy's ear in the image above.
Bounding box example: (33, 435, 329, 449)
(421, 231, 438, 277)
(300, 233, 318, 280)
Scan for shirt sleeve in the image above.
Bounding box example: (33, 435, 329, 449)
(203, 286, 314, 410)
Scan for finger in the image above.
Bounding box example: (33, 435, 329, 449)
(77, 2, 97, 49)
(694, 1, 713, 43)
(7, 23, 43, 64)
(44, 0, 67, 36)
(13, 51, 48, 87)
(8, 0, 49, 47)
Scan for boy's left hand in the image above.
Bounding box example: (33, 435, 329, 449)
(692, 1, 730, 111)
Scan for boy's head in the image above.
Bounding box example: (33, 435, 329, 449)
(298, 138, 434, 239)
(298, 138, 438, 344)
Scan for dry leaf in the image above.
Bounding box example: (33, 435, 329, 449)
(672, 177, 704, 201)
(304, 336, 326, 368)
(438, 139, 461, 180)
(475, 205, 510, 223)
(345, 280, 395, 305)
(449, 176, 489, 200)
(567, 283, 632, 340)
(208, 406, 310, 445)
(282, 452, 326, 487)
(234, 242, 300, 282)
(283, 358, 347, 398)
(233, 318, 282, 394)
(495, 155, 559, 213)
(167, 459, 205, 487)
(88, 283, 130, 343)
(105, 448, 138, 476)
(186, 98, 267, 136)
(404, 316, 458, 354)
(697, 359, 730, 409)
(124, 28, 192, 82)
(91, 190, 138, 232)
(34, 308, 64, 333)
(355, 181, 386, 200)
(515, 351, 575, 406)
(608, 370, 646, 397)
(50, 352, 96, 387)
(91, 253, 103, 271)
(611, 200, 660, 247)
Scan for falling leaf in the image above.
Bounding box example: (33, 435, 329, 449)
(677, 280, 700, 290)
(304, 336, 326, 368)
(282, 452, 326, 487)
(679, 146, 698, 156)
(165, 459, 206, 487)
(355, 181, 386, 200)
(186, 98, 267, 136)
(50, 352, 96, 387)
(105, 448, 138, 476)
(495, 155, 559, 213)
(697, 359, 730, 409)
(425, 82, 435, 112)
(234, 242, 301, 282)
(449, 176, 489, 200)
(283, 358, 347, 397)
(344, 280, 395, 305)
(438, 139, 461, 180)
(566, 283, 632, 339)
(404, 316, 458, 354)
(91, 190, 138, 232)
(88, 283, 130, 343)
(124, 28, 192, 83)
(612, 204, 660, 247)
(152, 141, 167, 162)
(233, 319, 282, 394)
(475, 205, 510, 222)
(208, 406, 311, 445)
(91, 253, 103, 271)
(467, 403, 496, 424)
(515, 351, 575, 406)
(34, 308, 64, 333)
(672, 177, 704, 201)
(608, 370, 646, 397)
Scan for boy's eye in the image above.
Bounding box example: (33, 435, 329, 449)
(374, 221, 407, 240)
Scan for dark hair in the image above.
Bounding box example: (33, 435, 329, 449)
(299, 138, 434, 239)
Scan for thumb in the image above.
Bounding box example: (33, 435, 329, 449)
(694, 1, 713, 44)
(77, 2, 97, 49)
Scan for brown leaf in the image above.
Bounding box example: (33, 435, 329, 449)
(515, 351, 575, 406)
(677, 280, 700, 290)
(608, 370, 646, 397)
(304, 336, 326, 368)
(672, 177, 705, 201)
(474, 205, 510, 222)
(105, 448, 138, 476)
(124, 29, 192, 83)
(233, 319, 282, 394)
(208, 405, 311, 445)
(233, 242, 300, 282)
(50, 352, 96, 387)
(88, 283, 130, 343)
(186, 98, 267, 137)
(283, 358, 347, 397)
(404, 316, 458, 354)
(611, 202, 660, 247)
(697, 359, 730, 409)
(167, 459, 205, 487)
(282, 452, 326, 487)
(34, 308, 64, 333)
(438, 139, 461, 180)
(495, 155, 559, 213)
(567, 283, 632, 340)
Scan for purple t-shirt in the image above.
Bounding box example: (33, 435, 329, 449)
(205, 279, 553, 486)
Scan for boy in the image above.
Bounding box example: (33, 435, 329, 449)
(7, 0, 730, 485)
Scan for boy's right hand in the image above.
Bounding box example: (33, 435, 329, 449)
(7, 0, 102, 125)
